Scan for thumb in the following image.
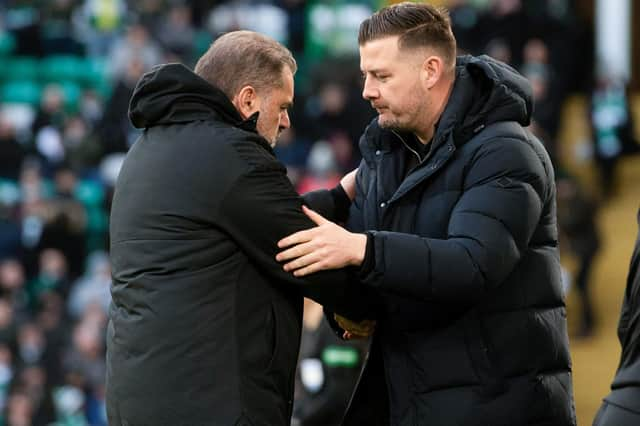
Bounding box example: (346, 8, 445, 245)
(302, 205, 329, 225)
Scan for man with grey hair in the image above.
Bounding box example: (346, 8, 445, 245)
(107, 30, 375, 425)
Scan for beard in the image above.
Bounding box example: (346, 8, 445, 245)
(375, 88, 425, 134)
(377, 110, 415, 134)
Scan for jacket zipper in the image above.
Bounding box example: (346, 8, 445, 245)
(391, 130, 425, 164)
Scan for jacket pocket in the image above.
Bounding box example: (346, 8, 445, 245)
(463, 311, 508, 398)
(405, 322, 478, 394)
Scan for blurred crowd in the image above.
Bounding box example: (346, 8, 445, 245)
(0, 0, 637, 425)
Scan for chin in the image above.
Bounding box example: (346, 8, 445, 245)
(378, 116, 403, 131)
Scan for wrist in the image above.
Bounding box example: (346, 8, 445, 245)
(350, 233, 368, 266)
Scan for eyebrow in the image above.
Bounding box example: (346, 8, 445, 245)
(361, 68, 389, 75)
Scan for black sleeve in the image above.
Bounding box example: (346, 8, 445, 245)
(302, 183, 352, 223)
(218, 163, 377, 320)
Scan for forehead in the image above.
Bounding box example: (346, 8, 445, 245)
(359, 36, 401, 70)
(271, 67, 294, 101)
(360, 36, 428, 73)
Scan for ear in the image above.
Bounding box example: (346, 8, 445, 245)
(421, 55, 445, 90)
(231, 85, 261, 119)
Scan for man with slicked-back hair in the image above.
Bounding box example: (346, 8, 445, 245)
(277, 3, 576, 425)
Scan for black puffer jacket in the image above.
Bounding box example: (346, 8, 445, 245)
(107, 64, 373, 426)
(342, 55, 576, 426)
(603, 209, 640, 412)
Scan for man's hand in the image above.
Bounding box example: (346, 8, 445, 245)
(335, 314, 375, 339)
(340, 168, 358, 201)
(276, 206, 367, 277)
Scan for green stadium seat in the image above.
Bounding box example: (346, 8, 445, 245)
(0, 56, 39, 82)
(79, 57, 109, 88)
(0, 80, 41, 105)
(40, 55, 83, 83)
(58, 80, 82, 112)
(193, 30, 213, 59)
(0, 33, 16, 57)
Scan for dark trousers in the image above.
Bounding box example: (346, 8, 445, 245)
(593, 401, 640, 426)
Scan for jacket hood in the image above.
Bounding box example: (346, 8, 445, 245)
(128, 63, 258, 131)
(440, 54, 533, 141)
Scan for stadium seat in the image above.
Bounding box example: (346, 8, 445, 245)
(59, 81, 82, 112)
(0, 80, 41, 105)
(40, 55, 84, 83)
(0, 56, 39, 82)
(0, 33, 16, 57)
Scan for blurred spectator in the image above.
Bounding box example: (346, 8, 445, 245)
(41, 0, 84, 55)
(292, 299, 366, 426)
(448, 0, 481, 54)
(593, 209, 640, 425)
(484, 37, 511, 64)
(556, 174, 601, 338)
(98, 57, 145, 154)
(475, 0, 528, 66)
(0, 259, 29, 323)
(73, 0, 128, 57)
(35, 292, 68, 387)
(107, 22, 162, 79)
(68, 251, 111, 319)
(303, 80, 369, 170)
(32, 85, 67, 137)
(63, 115, 102, 173)
(78, 90, 104, 129)
(62, 320, 105, 396)
(521, 38, 561, 141)
(14, 365, 56, 425)
(15, 322, 46, 368)
(590, 72, 639, 199)
(4, 1, 42, 56)
(0, 116, 25, 181)
(154, 2, 195, 62)
(207, 2, 288, 45)
(27, 249, 71, 309)
(274, 128, 312, 187)
(297, 141, 341, 194)
(279, 0, 306, 55)
(0, 343, 13, 416)
(0, 299, 16, 346)
(4, 390, 35, 426)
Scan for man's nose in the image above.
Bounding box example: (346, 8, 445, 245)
(280, 110, 290, 129)
(362, 77, 377, 100)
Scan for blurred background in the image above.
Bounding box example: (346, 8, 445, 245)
(0, 0, 638, 425)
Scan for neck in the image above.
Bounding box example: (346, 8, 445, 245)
(414, 74, 455, 144)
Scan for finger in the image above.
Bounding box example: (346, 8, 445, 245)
(292, 261, 322, 277)
(277, 228, 315, 248)
(343, 331, 353, 340)
(275, 241, 315, 262)
(302, 205, 330, 226)
(284, 252, 324, 273)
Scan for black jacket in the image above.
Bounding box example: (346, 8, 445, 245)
(106, 64, 373, 426)
(341, 55, 576, 426)
(604, 209, 640, 411)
